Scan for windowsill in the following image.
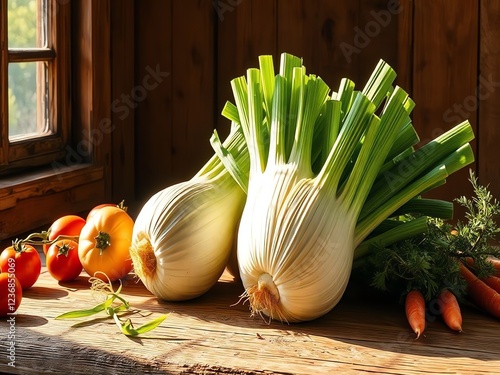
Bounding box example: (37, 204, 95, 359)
(0, 162, 98, 187)
(0, 163, 106, 240)
(0, 163, 103, 208)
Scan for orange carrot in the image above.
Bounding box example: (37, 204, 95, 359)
(459, 263, 500, 318)
(405, 290, 426, 339)
(482, 275, 500, 294)
(438, 289, 462, 332)
(465, 257, 500, 277)
(488, 257, 500, 276)
(464, 257, 474, 267)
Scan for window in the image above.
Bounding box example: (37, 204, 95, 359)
(0, 0, 112, 241)
(0, 0, 70, 173)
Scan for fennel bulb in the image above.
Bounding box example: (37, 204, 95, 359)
(238, 169, 357, 322)
(130, 124, 248, 301)
(230, 54, 474, 322)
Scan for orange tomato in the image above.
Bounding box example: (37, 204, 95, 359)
(86, 203, 116, 221)
(78, 206, 134, 282)
(86, 201, 128, 221)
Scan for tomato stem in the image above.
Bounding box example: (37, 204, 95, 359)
(95, 231, 111, 254)
(117, 200, 128, 212)
(18, 233, 79, 247)
(11, 238, 26, 252)
(57, 242, 74, 257)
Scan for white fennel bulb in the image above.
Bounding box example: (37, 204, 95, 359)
(130, 124, 248, 301)
(238, 169, 356, 322)
(229, 54, 474, 323)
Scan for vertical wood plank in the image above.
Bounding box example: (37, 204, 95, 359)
(110, 0, 135, 204)
(134, 0, 172, 201)
(216, 0, 277, 137)
(357, 0, 401, 85)
(70, 0, 92, 153)
(478, 0, 500, 198)
(277, 0, 359, 88)
(277, 1, 399, 94)
(396, 0, 414, 92)
(91, 0, 112, 200)
(171, 0, 216, 182)
(411, 0, 478, 216)
(71, 0, 112, 201)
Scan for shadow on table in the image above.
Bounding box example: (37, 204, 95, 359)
(130, 274, 500, 362)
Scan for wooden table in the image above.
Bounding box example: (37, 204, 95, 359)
(1, 266, 500, 375)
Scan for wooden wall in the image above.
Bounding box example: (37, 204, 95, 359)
(128, 0, 399, 206)
(1, 0, 493, 239)
(114, 0, 499, 220)
(398, 0, 479, 218)
(478, 1, 500, 198)
(398, 0, 499, 217)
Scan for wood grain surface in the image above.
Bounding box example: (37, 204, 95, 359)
(409, 0, 479, 219)
(1, 264, 499, 375)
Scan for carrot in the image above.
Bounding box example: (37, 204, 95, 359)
(459, 263, 500, 318)
(405, 290, 426, 339)
(488, 257, 500, 276)
(464, 257, 474, 267)
(438, 289, 462, 332)
(465, 257, 500, 277)
(482, 275, 500, 294)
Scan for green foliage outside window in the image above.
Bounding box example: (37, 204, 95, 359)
(7, 0, 40, 137)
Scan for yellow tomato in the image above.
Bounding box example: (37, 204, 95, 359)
(78, 206, 134, 281)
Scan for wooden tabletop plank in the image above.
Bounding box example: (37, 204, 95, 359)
(1, 268, 499, 375)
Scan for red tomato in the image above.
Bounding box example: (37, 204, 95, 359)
(46, 240, 83, 282)
(43, 215, 86, 255)
(0, 273, 22, 317)
(0, 243, 41, 290)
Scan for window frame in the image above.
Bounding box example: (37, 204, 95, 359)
(0, 0, 71, 172)
(0, 0, 112, 241)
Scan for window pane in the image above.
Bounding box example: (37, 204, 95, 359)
(8, 62, 49, 139)
(8, 0, 47, 48)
